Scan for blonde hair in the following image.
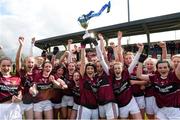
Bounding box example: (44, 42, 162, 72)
(123, 52, 134, 58)
(113, 62, 123, 68)
(144, 58, 157, 71)
(171, 54, 180, 60)
(144, 58, 157, 65)
(24, 56, 35, 63)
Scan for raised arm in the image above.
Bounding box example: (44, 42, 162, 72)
(92, 39, 109, 75)
(59, 51, 70, 64)
(113, 47, 119, 62)
(128, 43, 144, 73)
(80, 42, 86, 76)
(67, 39, 73, 63)
(136, 54, 150, 81)
(117, 31, 124, 63)
(98, 33, 106, 53)
(159, 41, 167, 60)
(98, 33, 108, 64)
(29, 37, 35, 57)
(15, 37, 24, 72)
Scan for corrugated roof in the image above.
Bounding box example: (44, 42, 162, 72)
(35, 12, 180, 50)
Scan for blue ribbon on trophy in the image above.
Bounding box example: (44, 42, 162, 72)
(78, 1, 111, 40)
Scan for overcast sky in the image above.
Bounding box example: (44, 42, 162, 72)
(1, 0, 180, 59)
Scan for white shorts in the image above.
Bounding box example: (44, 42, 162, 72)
(134, 96, 145, 109)
(61, 95, 74, 107)
(33, 100, 52, 112)
(145, 96, 159, 115)
(52, 103, 61, 109)
(156, 107, 180, 120)
(72, 103, 79, 110)
(0, 103, 22, 120)
(119, 97, 140, 118)
(20, 102, 33, 112)
(99, 102, 118, 119)
(76, 105, 98, 120)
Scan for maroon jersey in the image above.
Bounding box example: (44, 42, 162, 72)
(62, 74, 74, 96)
(32, 72, 53, 103)
(96, 71, 115, 105)
(130, 67, 144, 97)
(144, 71, 155, 97)
(112, 70, 133, 107)
(175, 89, 180, 107)
(18, 69, 34, 104)
(149, 71, 180, 108)
(79, 75, 98, 109)
(173, 74, 180, 107)
(32, 65, 43, 75)
(50, 74, 63, 104)
(144, 83, 154, 97)
(0, 73, 21, 103)
(72, 86, 80, 105)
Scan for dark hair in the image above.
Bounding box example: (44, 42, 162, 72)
(47, 54, 52, 61)
(107, 46, 114, 53)
(86, 48, 95, 53)
(42, 61, 52, 69)
(53, 64, 66, 75)
(41, 50, 47, 58)
(85, 62, 96, 74)
(156, 60, 170, 69)
(73, 70, 82, 80)
(53, 46, 59, 52)
(53, 47, 59, 55)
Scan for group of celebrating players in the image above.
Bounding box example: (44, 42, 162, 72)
(0, 31, 180, 120)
